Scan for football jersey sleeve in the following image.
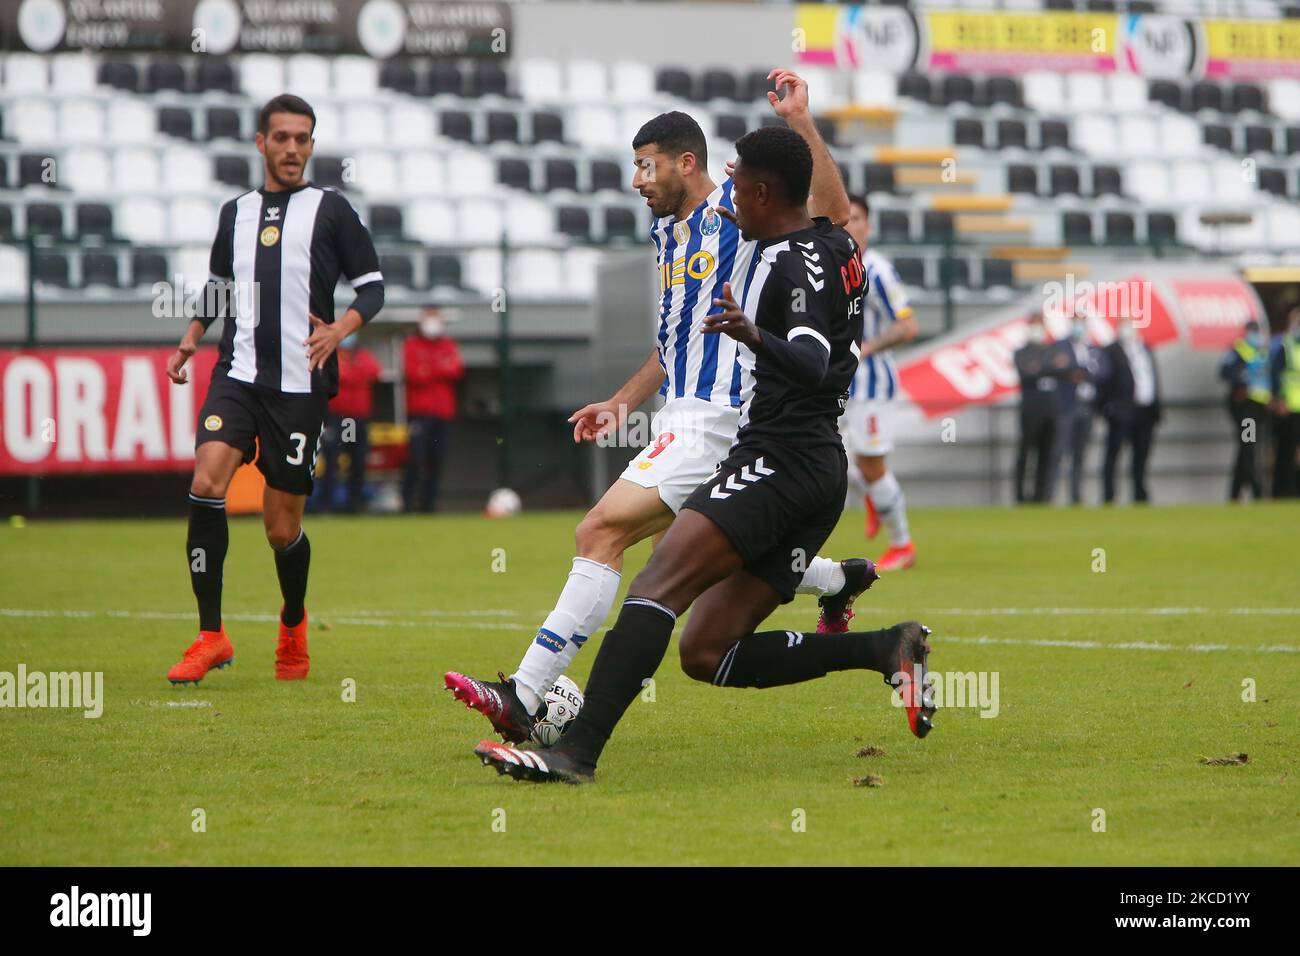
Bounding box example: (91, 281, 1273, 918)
(869, 255, 913, 324)
(196, 200, 237, 330)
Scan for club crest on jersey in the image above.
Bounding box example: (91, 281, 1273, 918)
(700, 207, 721, 236)
(204, 415, 223, 431)
(260, 225, 280, 247)
(673, 221, 690, 245)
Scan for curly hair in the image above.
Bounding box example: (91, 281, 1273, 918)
(734, 125, 812, 205)
(632, 111, 707, 167)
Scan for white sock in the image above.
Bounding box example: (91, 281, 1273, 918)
(795, 555, 846, 597)
(511, 557, 620, 714)
(868, 472, 911, 547)
(845, 457, 869, 504)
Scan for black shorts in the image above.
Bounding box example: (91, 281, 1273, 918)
(681, 440, 848, 603)
(196, 373, 328, 495)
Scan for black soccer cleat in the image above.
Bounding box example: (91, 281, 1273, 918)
(445, 671, 537, 744)
(473, 739, 595, 785)
(882, 621, 936, 739)
(816, 558, 880, 633)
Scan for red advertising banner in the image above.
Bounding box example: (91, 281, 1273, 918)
(0, 347, 218, 475)
(1169, 278, 1258, 351)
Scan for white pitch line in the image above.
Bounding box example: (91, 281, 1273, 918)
(938, 635, 1299, 654)
(771, 606, 1300, 617)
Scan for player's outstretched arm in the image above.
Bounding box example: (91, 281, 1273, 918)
(166, 319, 206, 384)
(568, 349, 665, 443)
(766, 68, 850, 227)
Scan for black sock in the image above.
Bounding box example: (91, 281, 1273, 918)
(559, 598, 676, 767)
(274, 530, 310, 627)
(713, 626, 902, 688)
(187, 493, 229, 633)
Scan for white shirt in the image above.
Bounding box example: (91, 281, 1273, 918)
(1123, 337, 1156, 407)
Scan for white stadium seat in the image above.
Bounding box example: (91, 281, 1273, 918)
(390, 102, 435, 146)
(571, 106, 621, 149)
(509, 249, 564, 296)
(464, 248, 504, 295)
(0, 247, 27, 295)
(1072, 114, 1117, 157)
(1268, 204, 1300, 246)
(343, 103, 388, 147)
(170, 199, 218, 245)
(240, 54, 285, 100)
(407, 199, 456, 244)
(852, 71, 898, 110)
(311, 103, 341, 144)
(1171, 159, 1212, 200)
(3, 53, 49, 93)
(795, 65, 845, 112)
(505, 197, 555, 243)
(1268, 78, 1300, 122)
(59, 99, 105, 144)
(566, 60, 609, 104)
(50, 53, 96, 93)
(1066, 73, 1106, 113)
(333, 56, 379, 99)
(161, 144, 213, 193)
(353, 149, 399, 197)
(10, 100, 55, 144)
(116, 197, 168, 244)
(400, 152, 446, 195)
(286, 54, 331, 98)
(106, 100, 156, 144)
(445, 149, 494, 193)
(63, 148, 112, 193)
(563, 247, 599, 297)
(609, 61, 655, 103)
(518, 59, 563, 105)
(1116, 114, 1157, 158)
(1159, 113, 1202, 157)
(1107, 74, 1148, 112)
(456, 199, 505, 243)
(1128, 161, 1172, 204)
(1023, 71, 1064, 114)
(173, 246, 212, 289)
(1209, 158, 1253, 203)
(113, 147, 162, 193)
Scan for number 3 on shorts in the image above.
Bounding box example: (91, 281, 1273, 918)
(286, 432, 307, 465)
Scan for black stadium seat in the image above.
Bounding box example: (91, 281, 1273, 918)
(878, 210, 911, 243)
(655, 68, 692, 100)
(26, 203, 63, 237)
(590, 160, 622, 193)
(311, 156, 346, 190)
(1258, 167, 1289, 196)
(1203, 123, 1232, 151)
(497, 158, 531, 190)
(1147, 212, 1177, 245)
(985, 76, 1022, 108)
(1007, 164, 1039, 194)
(0, 204, 12, 237)
(34, 251, 71, 288)
(131, 252, 169, 287)
(145, 59, 187, 93)
(557, 206, 591, 239)
(922, 211, 953, 243)
(379, 254, 413, 288)
(440, 110, 473, 142)
(98, 59, 138, 91)
(894, 256, 925, 288)
(700, 69, 738, 102)
(368, 204, 403, 240)
(468, 62, 507, 98)
(1104, 212, 1135, 245)
(939, 256, 971, 289)
(207, 107, 241, 140)
(1086, 0, 1117, 11)
(380, 60, 418, 94)
(1092, 165, 1122, 196)
(1129, 1, 1157, 12)
(997, 119, 1027, 150)
(1063, 212, 1093, 245)
(544, 159, 578, 192)
(1287, 127, 1300, 153)
(715, 113, 747, 142)
(427, 254, 462, 289)
(196, 59, 236, 93)
(1039, 120, 1070, 150)
(1147, 80, 1181, 110)
(82, 252, 120, 287)
(486, 111, 520, 144)
(1244, 125, 1274, 153)
(604, 206, 638, 240)
(214, 155, 250, 189)
(1049, 165, 1081, 196)
(427, 62, 462, 96)
(531, 111, 563, 143)
(982, 258, 1013, 289)
(940, 75, 976, 106)
(1231, 84, 1266, 113)
(1190, 81, 1223, 112)
(897, 73, 930, 103)
(158, 107, 193, 139)
(954, 118, 984, 148)
(19, 154, 53, 188)
(742, 69, 773, 102)
(863, 163, 895, 195)
(76, 203, 113, 238)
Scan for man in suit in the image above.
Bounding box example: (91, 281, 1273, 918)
(1096, 317, 1161, 504)
(1013, 313, 1059, 503)
(1048, 310, 1100, 505)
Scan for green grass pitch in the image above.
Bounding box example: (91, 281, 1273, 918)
(1, 504, 1297, 866)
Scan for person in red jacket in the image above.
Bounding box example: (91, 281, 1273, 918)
(316, 335, 383, 513)
(403, 310, 464, 512)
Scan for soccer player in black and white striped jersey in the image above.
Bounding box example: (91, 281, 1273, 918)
(164, 94, 384, 685)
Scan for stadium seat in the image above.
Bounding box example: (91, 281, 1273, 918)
(716, 113, 747, 142)
(486, 111, 520, 144)
(938, 256, 971, 289)
(26, 203, 64, 237)
(1147, 212, 1177, 246)
(1230, 84, 1266, 114)
(590, 160, 623, 193)
(604, 206, 638, 240)
(1024, 71, 1064, 112)
(117, 198, 168, 244)
(0, 247, 25, 295)
(498, 158, 532, 190)
(954, 118, 984, 148)
(1104, 212, 1136, 245)
(388, 102, 435, 147)
(1202, 123, 1232, 151)
(1007, 164, 1039, 195)
(59, 99, 106, 144)
(380, 60, 419, 94)
(922, 211, 953, 243)
(18, 154, 53, 189)
(878, 210, 911, 243)
(1039, 119, 1071, 151)
(82, 252, 120, 288)
(544, 159, 579, 193)
(170, 198, 217, 244)
(1062, 211, 1094, 245)
(532, 111, 564, 143)
(505, 197, 555, 243)
(742, 68, 773, 103)
(145, 59, 187, 93)
(207, 107, 242, 141)
(97, 59, 138, 92)
(940, 75, 976, 106)
(985, 76, 1022, 108)
(558, 205, 592, 238)
(345, 104, 387, 144)
(1049, 165, 1081, 196)
(566, 61, 609, 103)
(0, 204, 13, 238)
(240, 54, 285, 100)
(509, 250, 564, 296)
(464, 248, 503, 295)
(407, 199, 455, 244)
(51, 53, 96, 93)
(469, 61, 508, 98)
(311, 156, 347, 190)
(1244, 125, 1275, 154)
(158, 107, 194, 140)
(34, 251, 72, 288)
(897, 73, 931, 103)
(981, 258, 1013, 289)
(11, 101, 56, 143)
(368, 204, 403, 241)
(1270, 79, 1300, 121)
(610, 61, 655, 102)
(519, 60, 563, 104)
(564, 248, 599, 297)
(1287, 127, 1300, 153)
(1147, 80, 1181, 110)
(353, 149, 399, 196)
(863, 163, 895, 195)
(852, 72, 898, 109)
(333, 56, 378, 99)
(1092, 165, 1122, 197)
(1066, 73, 1106, 113)
(894, 256, 925, 288)
(1258, 167, 1289, 196)
(105, 99, 154, 144)
(196, 58, 237, 93)
(397, 152, 443, 195)
(214, 155, 251, 189)
(997, 119, 1027, 150)
(457, 198, 506, 243)
(1108, 74, 1147, 112)
(5, 53, 49, 93)
(445, 149, 494, 193)
(655, 67, 692, 100)
(76, 203, 113, 238)
(379, 254, 414, 289)
(427, 254, 462, 289)
(1190, 82, 1223, 113)
(130, 251, 169, 287)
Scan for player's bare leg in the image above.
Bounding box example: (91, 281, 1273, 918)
(168, 441, 245, 685)
(859, 452, 915, 571)
(265, 486, 311, 680)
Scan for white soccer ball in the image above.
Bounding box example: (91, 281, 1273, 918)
(530, 675, 584, 748)
(485, 487, 522, 518)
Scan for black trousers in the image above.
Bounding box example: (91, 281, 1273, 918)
(1103, 406, 1157, 504)
(1049, 410, 1093, 505)
(1015, 412, 1056, 503)
(1274, 411, 1300, 499)
(316, 413, 370, 513)
(1228, 398, 1266, 500)
(403, 415, 451, 512)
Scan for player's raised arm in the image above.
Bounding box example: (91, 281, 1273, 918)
(766, 68, 850, 227)
(568, 349, 666, 443)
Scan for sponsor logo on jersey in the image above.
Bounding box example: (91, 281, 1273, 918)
(265, 207, 281, 222)
(260, 225, 280, 246)
(204, 415, 223, 431)
(700, 207, 720, 236)
(658, 250, 717, 291)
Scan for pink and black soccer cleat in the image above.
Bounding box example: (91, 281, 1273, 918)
(816, 558, 880, 634)
(445, 671, 536, 744)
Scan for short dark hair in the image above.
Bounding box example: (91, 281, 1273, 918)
(258, 94, 316, 136)
(734, 126, 813, 205)
(848, 193, 869, 216)
(632, 110, 707, 167)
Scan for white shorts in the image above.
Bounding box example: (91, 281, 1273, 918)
(618, 397, 740, 513)
(843, 398, 896, 457)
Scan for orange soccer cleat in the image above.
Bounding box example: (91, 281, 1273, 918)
(875, 542, 916, 572)
(864, 493, 880, 539)
(276, 608, 310, 681)
(167, 629, 234, 685)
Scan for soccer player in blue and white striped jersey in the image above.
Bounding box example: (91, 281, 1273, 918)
(446, 71, 881, 743)
(842, 194, 918, 571)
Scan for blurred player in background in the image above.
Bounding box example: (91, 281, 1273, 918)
(473, 126, 933, 783)
(164, 94, 385, 685)
(842, 194, 917, 571)
(1218, 318, 1271, 501)
(402, 310, 464, 513)
(314, 333, 382, 514)
(445, 71, 880, 743)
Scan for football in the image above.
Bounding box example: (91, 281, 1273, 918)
(530, 675, 584, 747)
(485, 487, 523, 518)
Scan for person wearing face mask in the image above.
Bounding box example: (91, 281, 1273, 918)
(403, 310, 464, 512)
(1269, 307, 1300, 498)
(1218, 319, 1271, 501)
(1013, 313, 1058, 503)
(1048, 310, 1100, 505)
(1096, 316, 1161, 504)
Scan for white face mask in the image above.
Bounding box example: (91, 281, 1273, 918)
(420, 318, 445, 338)
(1028, 325, 1046, 344)
(1119, 323, 1137, 342)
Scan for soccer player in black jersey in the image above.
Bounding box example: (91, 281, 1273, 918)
(163, 94, 384, 685)
(475, 126, 934, 783)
